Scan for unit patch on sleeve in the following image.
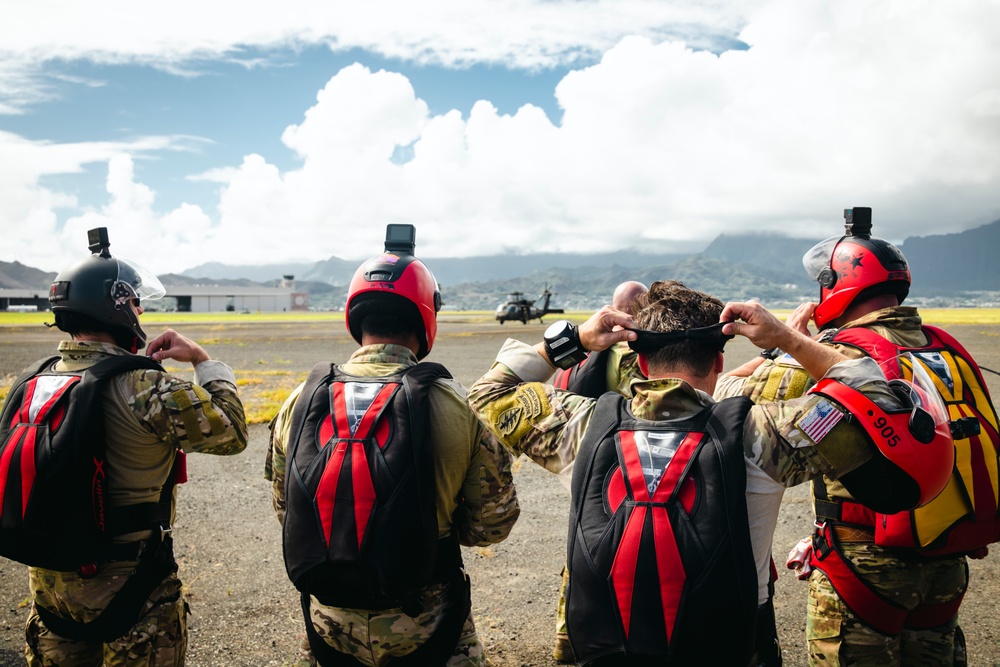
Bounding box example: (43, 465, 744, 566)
(482, 383, 552, 444)
(797, 399, 843, 444)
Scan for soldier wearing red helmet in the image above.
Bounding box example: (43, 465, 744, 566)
(718, 208, 1000, 666)
(266, 225, 519, 666)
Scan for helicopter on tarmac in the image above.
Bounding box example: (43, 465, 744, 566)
(495, 287, 565, 324)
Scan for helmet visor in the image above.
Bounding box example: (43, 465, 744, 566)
(114, 258, 165, 304)
(802, 236, 841, 281)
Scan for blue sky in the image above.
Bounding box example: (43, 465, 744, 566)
(3, 48, 570, 216)
(1, 0, 998, 275)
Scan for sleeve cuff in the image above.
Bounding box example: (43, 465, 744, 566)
(821, 357, 883, 387)
(496, 339, 556, 383)
(194, 360, 238, 386)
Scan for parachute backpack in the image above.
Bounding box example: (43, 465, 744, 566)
(566, 393, 759, 665)
(825, 326, 1000, 555)
(282, 360, 454, 608)
(0, 354, 163, 571)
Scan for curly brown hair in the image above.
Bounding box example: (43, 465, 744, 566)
(633, 280, 724, 377)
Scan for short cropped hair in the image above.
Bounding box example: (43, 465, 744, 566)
(632, 280, 724, 377)
(353, 293, 424, 344)
(53, 311, 134, 350)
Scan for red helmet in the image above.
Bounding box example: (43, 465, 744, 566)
(808, 359, 954, 508)
(345, 252, 441, 359)
(803, 207, 910, 328)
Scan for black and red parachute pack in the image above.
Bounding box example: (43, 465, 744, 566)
(566, 393, 758, 665)
(0, 353, 164, 571)
(282, 360, 460, 608)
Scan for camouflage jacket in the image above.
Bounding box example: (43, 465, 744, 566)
(605, 341, 643, 397)
(266, 344, 519, 548)
(715, 306, 927, 506)
(28, 339, 247, 606)
(468, 338, 900, 604)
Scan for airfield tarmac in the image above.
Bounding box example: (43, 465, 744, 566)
(0, 316, 998, 666)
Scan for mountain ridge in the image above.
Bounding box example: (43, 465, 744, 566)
(3, 220, 998, 309)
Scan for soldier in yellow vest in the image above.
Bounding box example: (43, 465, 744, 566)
(718, 208, 1000, 666)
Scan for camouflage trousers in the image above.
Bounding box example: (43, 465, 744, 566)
(555, 565, 569, 636)
(305, 580, 485, 667)
(25, 571, 188, 667)
(807, 543, 968, 667)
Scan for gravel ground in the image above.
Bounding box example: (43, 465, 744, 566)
(1, 317, 999, 666)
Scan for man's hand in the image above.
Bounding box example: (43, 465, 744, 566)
(146, 329, 211, 366)
(721, 301, 848, 380)
(786, 302, 818, 337)
(578, 306, 637, 352)
(720, 301, 796, 350)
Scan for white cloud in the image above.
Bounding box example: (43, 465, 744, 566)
(2, 0, 1000, 275)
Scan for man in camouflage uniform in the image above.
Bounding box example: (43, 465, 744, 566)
(265, 228, 519, 667)
(18, 229, 248, 666)
(717, 209, 982, 666)
(549, 280, 646, 662)
(470, 280, 937, 665)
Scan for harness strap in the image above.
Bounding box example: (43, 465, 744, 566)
(34, 534, 177, 643)
(810, 525, 964, 634)
(810, 524, 907, 635)
(906, 594, 965, 629)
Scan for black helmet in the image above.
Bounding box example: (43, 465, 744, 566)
(49, 228, 165, 351)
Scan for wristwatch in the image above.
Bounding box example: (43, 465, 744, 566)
(543, 320, 589, 370)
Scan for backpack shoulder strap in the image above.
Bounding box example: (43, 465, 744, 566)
(832, 327, 901, 366)
(85, 354, 164, 379)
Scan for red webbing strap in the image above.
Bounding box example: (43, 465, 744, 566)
(552, 368, 571, 390)
(838, 500, 877, 528)
(0, 427, 27, 518)
(319, 381, 398, 549)
(350, 441, 375, 550)
(810, 525, 908, 635)
(610, 503, 644, 638)
(19, 428, 38, 518)
(316, 441, 348, 548)
(906, 594, 964, 629)
(649, 432, 701, 642)
(611, 430, 701, 642)
(612, 431, 649, 637)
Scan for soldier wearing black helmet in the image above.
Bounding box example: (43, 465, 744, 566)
(0, 228, 248, 666)
(265, 225, 519, 666)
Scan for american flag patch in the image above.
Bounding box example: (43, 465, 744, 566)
(797, 399, 843, 443)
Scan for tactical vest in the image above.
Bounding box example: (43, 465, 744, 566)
(566, 393, 758, 665)
(552, 348, 612, 398)
(0, 354, 181, 642)
(818, 325, 1000, 556)
(282, 361, 460, 609)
